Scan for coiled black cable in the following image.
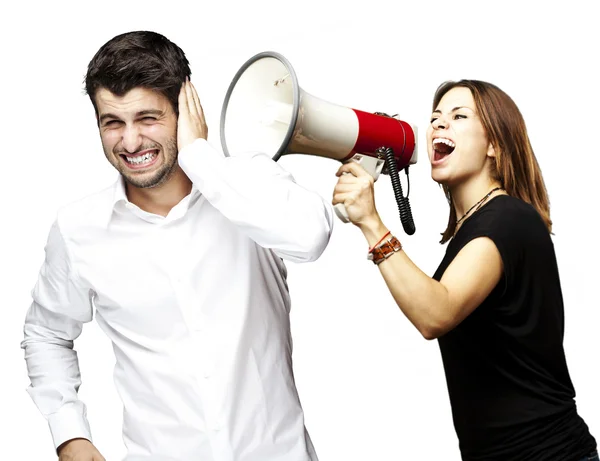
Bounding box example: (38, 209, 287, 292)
(381, 147, 416, 235)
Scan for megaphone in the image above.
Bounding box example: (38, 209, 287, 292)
(220, 51, 417, 235)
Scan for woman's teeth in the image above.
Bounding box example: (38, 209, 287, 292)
(433, 138, 455, 157)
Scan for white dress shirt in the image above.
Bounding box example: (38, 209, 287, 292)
(22, 139, 334, 461)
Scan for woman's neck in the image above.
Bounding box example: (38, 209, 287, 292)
(449, 175, 504, 220)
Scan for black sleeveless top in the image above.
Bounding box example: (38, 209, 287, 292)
(433, 195, 596, 460)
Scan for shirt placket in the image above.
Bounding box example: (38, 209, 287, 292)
(167, 226, 222, 436)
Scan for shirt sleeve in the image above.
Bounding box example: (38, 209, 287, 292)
(21, 219, 94, 450)
(178, 138, 334, 263)
(467, 201, 536, 295)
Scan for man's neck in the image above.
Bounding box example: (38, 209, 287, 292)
(126, 166, 193, 217)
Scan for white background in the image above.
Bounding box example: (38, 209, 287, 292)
(2, 1, 598, 459)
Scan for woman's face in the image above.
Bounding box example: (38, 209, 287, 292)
(426, 86, 494, 187)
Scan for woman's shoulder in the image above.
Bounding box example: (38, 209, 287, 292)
(481, 194, 541, 220)
(472, 194, 549, 238)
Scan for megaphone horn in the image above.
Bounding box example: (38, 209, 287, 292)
(220, 51, 417, 234)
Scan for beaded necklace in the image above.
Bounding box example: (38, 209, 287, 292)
(455, 186, 504, 227)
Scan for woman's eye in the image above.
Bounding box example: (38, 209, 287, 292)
(454, 114, 467, 120)
(430, 117, 438, 123)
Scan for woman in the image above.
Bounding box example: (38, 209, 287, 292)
(332, 80, 597, 460)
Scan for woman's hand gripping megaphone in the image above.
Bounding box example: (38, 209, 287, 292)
(332, 155, 385, 226)
(332, 112, 416, 235)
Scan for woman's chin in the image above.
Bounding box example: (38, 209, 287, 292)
(431, 170, 450, 186)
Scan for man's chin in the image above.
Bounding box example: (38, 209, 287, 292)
(122, 163, 176, 189)
(123, 173, 164, 189)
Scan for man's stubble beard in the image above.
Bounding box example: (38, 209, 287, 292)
(109, 137, 179, 189)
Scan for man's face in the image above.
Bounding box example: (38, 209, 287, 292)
(95, 87, 179, 189)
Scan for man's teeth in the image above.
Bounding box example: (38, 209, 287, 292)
(124, 152, 156, 165)
(433, 138, 455, 148)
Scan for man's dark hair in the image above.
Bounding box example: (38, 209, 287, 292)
(84, 31, 191, 115)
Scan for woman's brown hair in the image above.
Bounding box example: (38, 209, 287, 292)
(433, 80, 552, 243)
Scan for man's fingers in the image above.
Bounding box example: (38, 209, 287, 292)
(178, 81, 190, 115)
(184, 80, 199, 119)
(189, 80, 205, 118)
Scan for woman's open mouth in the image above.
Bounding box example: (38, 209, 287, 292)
(432, 138, 455, 162)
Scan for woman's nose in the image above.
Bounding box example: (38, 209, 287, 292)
(433, 116, 448, 130)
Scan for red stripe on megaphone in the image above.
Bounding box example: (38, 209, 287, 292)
(350, 110, 415, 169)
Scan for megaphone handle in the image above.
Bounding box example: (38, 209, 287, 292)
(335, 154, 385, 224)
(334, 203, 351, 223)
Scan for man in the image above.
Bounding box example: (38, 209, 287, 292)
(22, 31, 333, 461)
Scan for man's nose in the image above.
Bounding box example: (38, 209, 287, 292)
(121, 124, 143, 153)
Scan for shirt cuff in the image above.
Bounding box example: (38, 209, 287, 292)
(47, 401, 92, 451)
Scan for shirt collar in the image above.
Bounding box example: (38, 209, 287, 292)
(101, 175, 126, 228)
(105, 175, 201, 228)
(112, 175, 128, 207)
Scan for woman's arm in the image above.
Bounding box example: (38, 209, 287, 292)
(333, 161, 502, 339)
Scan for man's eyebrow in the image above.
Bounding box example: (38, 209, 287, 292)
(136, 109, 164, 118)
(99, 112, 120, 123)
(99, 109, 164, 123)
